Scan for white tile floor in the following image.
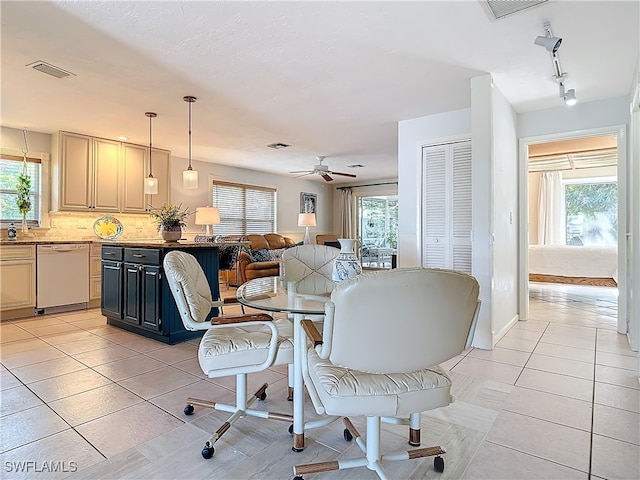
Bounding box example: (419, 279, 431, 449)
(0, 282, 638, 479)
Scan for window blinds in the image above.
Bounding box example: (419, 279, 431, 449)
(212, 180, 276, 235)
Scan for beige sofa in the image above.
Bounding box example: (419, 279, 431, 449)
(227, 233, 296, 286)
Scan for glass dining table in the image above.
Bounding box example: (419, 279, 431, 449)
(236, 276, 332, 452)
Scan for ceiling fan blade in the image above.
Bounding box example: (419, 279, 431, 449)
(289, 170, 313, 174)
(328, 171, 357, 178)
(294, 172, 314, 178)
(321, 173, 333, 182)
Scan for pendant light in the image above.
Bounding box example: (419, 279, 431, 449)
(182, 95, 199, 189)
(144, 112, 158, 195)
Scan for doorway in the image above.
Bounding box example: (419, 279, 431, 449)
(356, 195, 398, 269)
(521, 130, 624, 331)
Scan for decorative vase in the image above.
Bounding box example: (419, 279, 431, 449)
(21, 215, 28, 234)
(160, 226, 182, 242)
(332, 238, 362, 282)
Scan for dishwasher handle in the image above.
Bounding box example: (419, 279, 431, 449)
(38, 244, 89, 253)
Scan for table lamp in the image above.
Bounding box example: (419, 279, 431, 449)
(298, 213, 316, 245)
(195, 206, 221, 242)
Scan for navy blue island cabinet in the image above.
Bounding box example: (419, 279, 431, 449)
(100, 242, 220, 344)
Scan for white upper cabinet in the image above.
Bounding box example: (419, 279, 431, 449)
(51, 131, 169, 213)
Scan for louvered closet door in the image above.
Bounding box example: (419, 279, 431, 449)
(422, 145, 447, 268)
(422, 140, 472, 274)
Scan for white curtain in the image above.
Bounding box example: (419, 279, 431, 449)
(339, 188, 353, 238)
(538, 171, 565, 245)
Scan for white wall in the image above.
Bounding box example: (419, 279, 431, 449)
(397, 108, 471, 267)
(487, 77, 519, 345)
(1, 127, 51, 155)
(170, 156, 334, 242)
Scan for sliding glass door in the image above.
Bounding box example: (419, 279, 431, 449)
(357, 195, 398, 268)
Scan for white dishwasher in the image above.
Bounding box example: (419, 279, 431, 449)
(36, 244, 90, 314)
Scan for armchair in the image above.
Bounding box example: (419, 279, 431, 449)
(293, 267, 480, 479)
(163, 251, 294, 459)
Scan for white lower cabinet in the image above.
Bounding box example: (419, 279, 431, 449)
(0, 245, 36, 314)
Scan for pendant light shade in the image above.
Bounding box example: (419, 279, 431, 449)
(144, 112, 159, 195)
(183, 95, 199, 189)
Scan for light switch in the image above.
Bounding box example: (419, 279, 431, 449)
(77, 219, 87, 229)
(136, 221, 144, 230)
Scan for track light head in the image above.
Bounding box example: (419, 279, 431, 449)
(563, 89, 577, 106)
(534, 35, 562, 53)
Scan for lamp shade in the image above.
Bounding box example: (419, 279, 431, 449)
(195, 207, 221, 225)
(298, 213, 316, 227)
(144, 176, 158, 194)
(183, 169, 199, 190)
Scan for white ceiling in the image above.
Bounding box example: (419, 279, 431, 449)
(1, 1, 638, 184)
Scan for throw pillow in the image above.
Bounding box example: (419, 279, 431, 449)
(219, 245, 239, 270)
(251, 248, 271, 262)
(324, 241, 341, 249)
(268, 248, 286, 261)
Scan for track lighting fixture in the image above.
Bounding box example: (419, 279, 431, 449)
(559, 82, 577, 106)
(534, 34, 562, 53)
(534, 22, 577, 106)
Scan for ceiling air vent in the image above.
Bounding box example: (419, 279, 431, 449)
(266, 142, 291, 149)
(26, 61, 75, 79)
(481, 0, 548, 20)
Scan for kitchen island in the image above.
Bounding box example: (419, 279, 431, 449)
(100, 240, 221, 344)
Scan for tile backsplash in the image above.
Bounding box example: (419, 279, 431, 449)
(15, 211, 198, 242)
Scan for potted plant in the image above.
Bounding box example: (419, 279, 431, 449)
(16, 172, 31, 233)
(148, 203, 192, 242)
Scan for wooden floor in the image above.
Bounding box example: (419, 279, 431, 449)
(1, 283, 638, 479)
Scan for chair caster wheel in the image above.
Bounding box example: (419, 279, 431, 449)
(288, 424, 294, 435)
(184, 404, 194, 416)
(434, 455, 444, 472)
(202, 445, 214, 459)
(343, 428, 353, 442)
(259, 392, 267, 401)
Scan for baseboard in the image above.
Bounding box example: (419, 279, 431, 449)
(493, 314, 520, 346)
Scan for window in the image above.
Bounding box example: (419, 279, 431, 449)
(212, 180, 276, 235)
(564, 178, 617, 246)
(0, 155, 41, 226)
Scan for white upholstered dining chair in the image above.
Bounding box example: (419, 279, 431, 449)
(293, 267, 481, 479)
(163, 251, 294, 459)
(281, 244, 340, 296)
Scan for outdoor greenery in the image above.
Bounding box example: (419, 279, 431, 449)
(360, 197, 398, 249)
(0, 159, 38, 222)
(565, 182, 617, 246)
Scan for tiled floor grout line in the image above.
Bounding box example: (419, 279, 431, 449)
(587, 329, 599, 479)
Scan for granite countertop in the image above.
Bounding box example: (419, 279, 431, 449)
(1, 238, 247, 247)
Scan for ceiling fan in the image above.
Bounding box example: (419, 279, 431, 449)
(289, 156, 357, 182)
